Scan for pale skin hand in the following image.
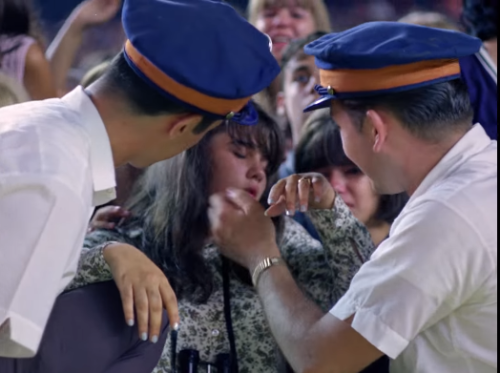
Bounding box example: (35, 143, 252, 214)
(266, 173, 336, 218)
(46, 0, 121, 94)
(71, 0, 122, 28)
(208, 179, 382, 372)
(103, 243, 180, 343)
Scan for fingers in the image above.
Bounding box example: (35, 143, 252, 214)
(147, 287, 163, 344)
(134, 287, 150, 342)
(118, 281, 135, 328)
(298, 177, 312, 212)
(284, 176, 299, 215)
(265, 195, 286, 217)
(225, 188, 256, 214)
(268, 179, 286, 205)
(159, 279, 180, 332)
(311, 175, 325, 204)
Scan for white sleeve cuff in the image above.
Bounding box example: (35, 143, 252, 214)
(0, 311, 43, 358)
(330, 296, 409, 360)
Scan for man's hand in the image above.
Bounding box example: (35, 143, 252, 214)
(88, 205, 130, 232)
(266, 173, 336, 218)
(103, 243, 180, 342)
(208, 189, 280, 271)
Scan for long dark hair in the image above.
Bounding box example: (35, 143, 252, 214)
(0, 0, 43, 64)
(126, 103, 285, 303)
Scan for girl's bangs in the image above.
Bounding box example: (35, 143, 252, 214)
(224, 120, 284, 175)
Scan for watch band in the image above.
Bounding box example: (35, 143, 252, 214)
(252, 257, 284, 287)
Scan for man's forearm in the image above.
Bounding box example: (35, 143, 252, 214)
(256, 263, 329, 373)
(255, 260, 383, 373)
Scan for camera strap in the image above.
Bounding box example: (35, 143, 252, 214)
(222, 257, 240, 373)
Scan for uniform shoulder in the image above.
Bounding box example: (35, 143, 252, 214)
(0, 99, 90, 179)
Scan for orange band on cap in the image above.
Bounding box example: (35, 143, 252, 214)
(320, 59, 461, 94)
(125, 40, 251, 116)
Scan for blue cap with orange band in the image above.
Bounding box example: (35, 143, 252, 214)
(122, 0, 280, 125)
(303, 22, 483, 112)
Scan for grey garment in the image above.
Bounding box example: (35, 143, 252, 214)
(0, 281, 169, 373)
(69, 198, 377, 372)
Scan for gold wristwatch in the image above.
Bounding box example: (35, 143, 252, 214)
(252, 257, 284, 287)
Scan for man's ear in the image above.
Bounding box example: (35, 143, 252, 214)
(165, 113, 204, 138)
(366, 109, 388, 153)
(276, 91, 286, 117)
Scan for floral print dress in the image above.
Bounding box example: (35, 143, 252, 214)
(68, 197, 375, 372)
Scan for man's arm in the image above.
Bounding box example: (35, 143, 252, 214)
(0, 175, 86, 357)
(255, 253, 384, 373)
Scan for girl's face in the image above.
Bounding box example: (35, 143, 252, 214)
(318, 164, 381, 226)
(209, 133, 269, 200)
(254, 1, 316, 61)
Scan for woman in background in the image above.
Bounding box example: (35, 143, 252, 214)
(296, 109, 408, 248)
(0, 0, 56, 99)
(0, 0, 120, 99)
(249, 0, 331, 116)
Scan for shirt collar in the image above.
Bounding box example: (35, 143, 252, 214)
(62, 87, 116, 205)
(411, 124, 493, 201)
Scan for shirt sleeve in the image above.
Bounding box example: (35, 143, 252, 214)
(0, 175, 86, 358)
(330, 199, 494, 359)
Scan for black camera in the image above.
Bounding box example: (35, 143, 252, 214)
(178, 350, 233, 373)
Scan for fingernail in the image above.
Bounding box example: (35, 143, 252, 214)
(151, 335, 159, 344)
(141, 333, 148, 341)
(315, 197, 321, 203)
(286, 210, 295, 216)
(226, 188, 237, 197)
(300, 205, 308, 213)
(173, 323, 180, 331)
(268, 197, 275, 205)
(127, 319, 134, 327)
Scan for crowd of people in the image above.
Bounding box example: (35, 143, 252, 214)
(0, 0, 497, 372)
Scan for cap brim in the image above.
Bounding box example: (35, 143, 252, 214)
(303, 95, 335, 112)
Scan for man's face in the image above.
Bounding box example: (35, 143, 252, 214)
(282, 53, 319, 139)
(330, 102, 400, 195)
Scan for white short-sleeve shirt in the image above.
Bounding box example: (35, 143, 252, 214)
(331, 125, 497, 373)
(0, 87, 116, 358)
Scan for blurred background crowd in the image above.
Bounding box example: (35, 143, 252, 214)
(26, 0, 465, 91)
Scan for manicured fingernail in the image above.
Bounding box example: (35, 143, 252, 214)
(151, 335, 159, 344)
(286, 210, 295, 216)
(141, 333, 148, 341)
(268, 197, 275, 204)
(173, 323, 180, 331)
(300, 205, 308, 213)
(127, 319, 135, 327)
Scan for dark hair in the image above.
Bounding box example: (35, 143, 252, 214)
(340, 79, 474, 143)
(281, 31, 328, 70)
(295, 109, 408, 225)
(462, 0, 498, 41)
(0, 0, 43, 63)
(101, 52, 218, 134)
(126, 103, 285, 303)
